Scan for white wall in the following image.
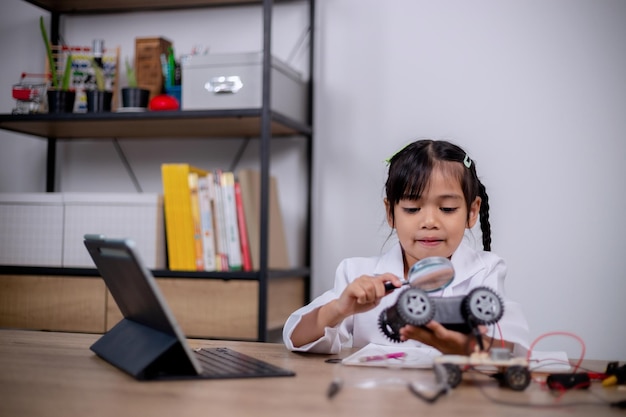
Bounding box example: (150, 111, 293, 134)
(314, 0, 626, 360)
(1, 0, 625, 360)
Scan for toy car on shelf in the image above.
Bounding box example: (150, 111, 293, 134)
(434, 348, 531, 391)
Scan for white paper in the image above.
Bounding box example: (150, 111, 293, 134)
(342, 343, 441, 369)
(528, 350, 571, 372)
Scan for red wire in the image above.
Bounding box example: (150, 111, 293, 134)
(495, 323, 505, 348)
(526, 331, 586, 372)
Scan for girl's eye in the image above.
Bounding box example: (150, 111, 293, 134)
(402, 207, 420, 214)
(440, 207, 459, 213)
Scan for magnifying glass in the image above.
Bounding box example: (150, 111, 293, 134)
(384, 256, 454, 293)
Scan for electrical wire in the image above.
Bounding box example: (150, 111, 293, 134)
(526, 331, 586, 372)
(495, 322, 505, 348)
(471, 330, 626, 408)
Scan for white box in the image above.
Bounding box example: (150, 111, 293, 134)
(182, 52, 308, 123)
(62, 193, 165, 269)
(0, 193, 64, 267)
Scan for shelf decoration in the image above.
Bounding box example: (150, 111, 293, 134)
(40, 16, 74, 113)
(43, 38, 120, 112)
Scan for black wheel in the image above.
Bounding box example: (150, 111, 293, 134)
(441, 363, 463, 388)
(396, 288, 435, 326)
(504, 366, 531, 391)
(378, 309, 403, 342)
(463, 287, 504, 325)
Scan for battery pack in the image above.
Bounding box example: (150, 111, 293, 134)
(546, 373, 590, 390)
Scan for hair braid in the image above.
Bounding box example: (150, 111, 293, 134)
(478, 181, 492, 251)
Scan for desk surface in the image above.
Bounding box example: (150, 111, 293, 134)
(0, 329, 623, 417)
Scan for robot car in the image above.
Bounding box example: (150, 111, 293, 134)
(378, 285, 505, 343)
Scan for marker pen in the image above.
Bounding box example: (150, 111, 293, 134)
(359, 352, 407, 362)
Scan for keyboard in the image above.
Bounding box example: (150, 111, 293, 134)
(194, 347, 295, 379)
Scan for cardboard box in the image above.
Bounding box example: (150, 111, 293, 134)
(62, 193, 166, 269)
(182, 52, 307, 123)
(0, 193, 64, 266)
(135, 37, 172, 100)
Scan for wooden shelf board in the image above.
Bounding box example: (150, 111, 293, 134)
(0, 265, 310, 280)
(0, 110, 310, 139)
(24, 0, 273, 14)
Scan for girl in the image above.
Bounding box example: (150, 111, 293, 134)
(283, 139, 529, 356)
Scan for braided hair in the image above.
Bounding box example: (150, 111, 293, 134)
(385, 139, 492, 251)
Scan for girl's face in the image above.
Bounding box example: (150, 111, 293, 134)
(385, 165, 481, 274)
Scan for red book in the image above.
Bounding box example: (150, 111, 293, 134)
(234, 180, 253, 271)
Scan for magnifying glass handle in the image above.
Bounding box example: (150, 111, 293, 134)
(384, 281, 408, 292)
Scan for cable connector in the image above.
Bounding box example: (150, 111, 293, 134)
(603, 362, 626, 387)
(546, 373, 590, 390)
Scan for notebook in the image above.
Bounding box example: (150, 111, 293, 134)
(84, 234, 295, 381)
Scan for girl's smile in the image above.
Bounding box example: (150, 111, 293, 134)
(417, 238, 444, 247)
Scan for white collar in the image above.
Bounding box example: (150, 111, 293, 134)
(371, 241, 485, 288)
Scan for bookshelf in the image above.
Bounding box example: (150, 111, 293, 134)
(0, 0, 314, 342)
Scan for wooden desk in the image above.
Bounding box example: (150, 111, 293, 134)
(0, 329, 623, 417)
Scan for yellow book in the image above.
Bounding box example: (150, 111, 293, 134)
(161, 163, 208, 271)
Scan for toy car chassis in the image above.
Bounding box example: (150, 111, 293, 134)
(434, 349, 532, 391)
(378, 286, 504, 343)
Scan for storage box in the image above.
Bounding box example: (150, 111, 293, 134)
(182, 52, 307, 123)
(62, 193, 166, 269)
(135, 37, 172, 100)
(0, 193, 64, 266)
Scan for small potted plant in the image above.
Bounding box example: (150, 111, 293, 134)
(85, 57, 113, 112)
(40, 16, 75, 113)
(121, 56, 150, 109)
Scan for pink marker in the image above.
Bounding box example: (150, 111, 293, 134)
(359, 352, 407, 362)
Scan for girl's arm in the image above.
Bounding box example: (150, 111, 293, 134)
(290, 273, 403, 348)
(290, 300, 343, 347)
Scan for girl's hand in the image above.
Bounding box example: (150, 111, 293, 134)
(399, 321, 487, 355)
(335, 273, 403, 317)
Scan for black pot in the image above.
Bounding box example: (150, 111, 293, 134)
(47, 90, 76, 113)
(121, 87, 150, 108)
(85, 90, 113, 112)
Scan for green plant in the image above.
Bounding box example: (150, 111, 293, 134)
(125, 56, 138, 88)
(39, 16, 72, 90)
(92, 59, 106, 91)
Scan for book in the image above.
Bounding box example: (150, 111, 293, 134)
(211, 170, 229, 271)
(237, 169, 289, 269)
(188, 172, 205, 271)
(234, 180, 252, 271)
(220, 171, 243, 271)
(198, 174, 217, 271)
(161, 163, 208, 271)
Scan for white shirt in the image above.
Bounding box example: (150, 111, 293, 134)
(283, 241, 530, 356)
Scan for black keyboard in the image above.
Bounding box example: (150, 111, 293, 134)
(194, 347, 295, 379)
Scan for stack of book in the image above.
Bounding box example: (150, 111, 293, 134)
(161, 164, 289, 272)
